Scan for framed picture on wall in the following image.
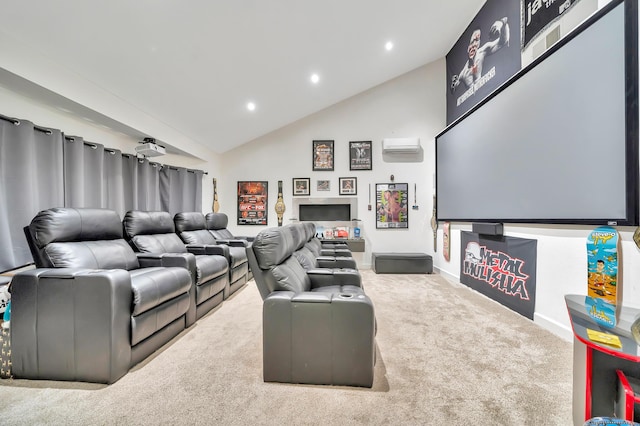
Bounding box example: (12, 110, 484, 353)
(349, 141, 372, 170)
(339, 177, 357, 195)
(292, 177, 310, 196)
(312, 140, 334, 171)
(375, 182, 409, 229)
(237, 181, 268, 225)
(316, 180, 331, 192)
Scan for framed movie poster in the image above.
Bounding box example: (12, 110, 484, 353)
(292, 178, 310, 196)
(312, 140, 334, 171)
(339, 177, 357, 195)
(376, 183, 409, 229)
(349, 141, 372, 170)
(237, 181, 268, 225)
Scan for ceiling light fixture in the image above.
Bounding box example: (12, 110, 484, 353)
(310, 73, 320, 84)
(385, 41, 394, 51)
(246, 101, 256, 111)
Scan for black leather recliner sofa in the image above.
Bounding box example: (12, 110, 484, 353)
(247, 223, 376, 387)
(122, 210, 230, 325)
(302, 222, 352, 258)
(13, 207, 193, 383)
(295, 223, 358, 270)
(175, 211, 250, 295)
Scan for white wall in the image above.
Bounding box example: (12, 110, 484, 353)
(218, 0, 640, 341)
(219, 60, 446, 270)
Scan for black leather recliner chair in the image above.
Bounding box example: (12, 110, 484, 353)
(205, 212, 254, 246)
(204, 212, 254, 280)
(247, 225, 376, 387)
(175, 212, 250, 294)
(285, 223, 359, 272)
(302, 222, 352, 257)
(122, 210, 230, 323)
(13, 207, 193, 383)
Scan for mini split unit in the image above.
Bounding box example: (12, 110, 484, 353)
(135, 138, 166, 157)
(381, 138, 421, 153)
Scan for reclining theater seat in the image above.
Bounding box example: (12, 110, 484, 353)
(303, 222, 352, 258)
(175, 212, 249, 296)
(299, 222, 356, 267)
(247, 226, 376, 388)
(204, 212, 253, 280)
(286, 223, 359, 274)
(123, 210, 230, 324)
(13, 207, 193, 384)
(205, 212, 254, 246)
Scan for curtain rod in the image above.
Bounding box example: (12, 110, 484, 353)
(4, 115, 207, 175)
(0, 114, 54, 134)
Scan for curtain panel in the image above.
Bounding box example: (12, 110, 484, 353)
(0, 116, 204, 272)
(0, 118, 64, 271)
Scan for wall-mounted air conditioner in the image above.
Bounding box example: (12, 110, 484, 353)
(382, 138, 421, 153)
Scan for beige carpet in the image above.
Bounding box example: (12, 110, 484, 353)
(0, 270, 573, 425)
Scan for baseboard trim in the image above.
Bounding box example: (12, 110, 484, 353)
(434, 267, 459, 283)
(534, 312, 573, 342)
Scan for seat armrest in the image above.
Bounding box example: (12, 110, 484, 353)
(316, 256, 357, 269)
(321, 241, 349, 248)
(307, 268, 361, 288)
(185, 244, 230, 259)
(320, 248, 352, 257)
(10, 268, 133, 383)
(136, 252, 196, 270)
(216, 239, 249, 248)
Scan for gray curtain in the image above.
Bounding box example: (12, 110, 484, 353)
(138, 159, 162, 212)
(160, 167, 203, 215)
(0, 118, 64, 271)
(1, 118, 203, 271)
(64, 137, 104, 209)
(103, 147, 124, 215)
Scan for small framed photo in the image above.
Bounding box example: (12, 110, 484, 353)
(349, 141, 372, 171)
(316, 180, 331, 192)
(312, 140, 334, 171)
(339, 177, 357, 195)
(292, 178, 310, 196)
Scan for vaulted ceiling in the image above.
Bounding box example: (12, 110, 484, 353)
(0, 0, 485, 155)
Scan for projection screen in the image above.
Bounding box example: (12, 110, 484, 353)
(435, 0, 638, 226)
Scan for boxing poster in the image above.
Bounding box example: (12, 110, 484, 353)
(376, 183, 408, 229)
(521, 0, 583, 50)
(237, 181, 268, 225)
(446, 0, 521, 125)
(349, 141, 372, 171)
(460, 231, 537, 319)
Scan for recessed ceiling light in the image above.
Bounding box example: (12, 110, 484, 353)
(246, 101, 256, 111)
(310, 73, 320, 84)
(385, 41, 394, 51)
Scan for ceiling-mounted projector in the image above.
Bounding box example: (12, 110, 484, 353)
(135, 138, 166, 157)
